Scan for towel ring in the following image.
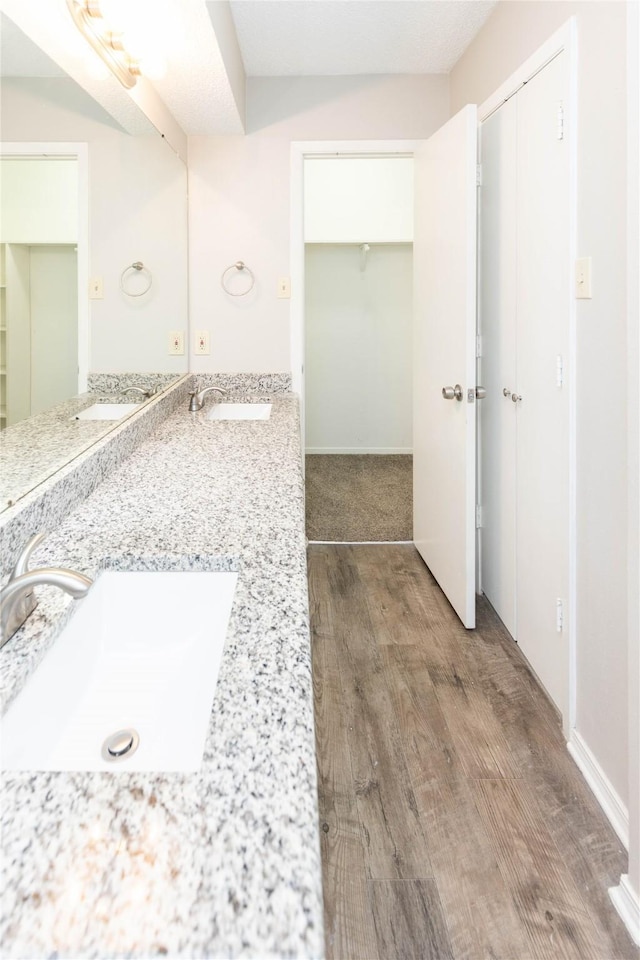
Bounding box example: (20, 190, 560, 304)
(221, 261, 255, 297)
(120, 261, 152, 297)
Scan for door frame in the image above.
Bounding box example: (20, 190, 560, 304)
(289, 139, 418, 457)
(0, 142, 89, 393)
(478, 18, 578, 734)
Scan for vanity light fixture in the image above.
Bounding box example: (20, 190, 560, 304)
(66, 0, 141, 90)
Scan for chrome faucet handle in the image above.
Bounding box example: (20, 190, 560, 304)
(188, 386, 226, 412)
(121, 384, 159, 399)
(7, 532, 47, 630)
(0, 567, 93, 649)
(12, 532, 47, 579)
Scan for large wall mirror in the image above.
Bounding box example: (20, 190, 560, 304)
(0, 13, 188, 512)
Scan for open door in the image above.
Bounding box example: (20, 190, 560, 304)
(413, 104, 478, 628)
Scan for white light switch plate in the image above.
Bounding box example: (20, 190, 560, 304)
(575, 257, 592, 299)
(277, 277, 291, 299)
(89, 277, 103, 299)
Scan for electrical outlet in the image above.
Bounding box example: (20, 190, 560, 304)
(89, 277, 104, 299)
(168, 331, 184, 355)
(277, 277, 291, 299)
(195, 330, 210, 355)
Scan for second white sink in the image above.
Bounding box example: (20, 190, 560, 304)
(72, 403, 140, 421)
(1, 570, 238, 773)
(207, 403, 272, 421)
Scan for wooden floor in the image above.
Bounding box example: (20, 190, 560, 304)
(308, 544, 637, 960)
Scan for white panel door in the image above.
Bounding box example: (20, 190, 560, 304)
(413, 104, 478, 628)
(516, 52, 570, 712)
(479, 97, 518, 637)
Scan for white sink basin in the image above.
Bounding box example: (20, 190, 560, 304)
(207, 403, 272, 421)
(1, 570, 238, 772)
(72, 403, 140, 421)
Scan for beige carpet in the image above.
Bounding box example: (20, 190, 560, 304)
(305, 454, 413, 542)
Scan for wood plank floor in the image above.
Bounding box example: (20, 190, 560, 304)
(308, 544, 638, 960)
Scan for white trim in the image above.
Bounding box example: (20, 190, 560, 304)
(0, 141, 90, 392)
(568, 730, 629, 849)
(609, 876, 640, 947)
(479, 19, 577, 122)
(308, 540, 414, 546)
(305, 447, 413, 455)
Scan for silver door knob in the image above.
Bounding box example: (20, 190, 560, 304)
(442, 384, 463, 401)
(503, 387, 512, 398)
(475, 386, 487, 400)
(511, 393, 522, 403)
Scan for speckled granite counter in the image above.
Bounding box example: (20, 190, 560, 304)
(1, 394, 324, 959)
(0, 374, 182, 512)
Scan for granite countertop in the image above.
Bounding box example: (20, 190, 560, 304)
(0, 375, 182, 512)
(1, 395, 324, 960)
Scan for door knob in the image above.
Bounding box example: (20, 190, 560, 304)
(503, 387, 512, 398)
(511, 393, 522, 403)
(442, 384, 463, 401)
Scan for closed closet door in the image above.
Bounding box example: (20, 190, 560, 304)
(480, 52, 570, 714)
(515, 52, 570, 711)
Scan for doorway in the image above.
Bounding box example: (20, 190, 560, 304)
(0, 143, 89, 430)
(295, 149, 416, 542)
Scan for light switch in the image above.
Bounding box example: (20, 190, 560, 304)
(89, 277, 103, 299)
(277, 277, 291, 299)
(575, 257, 592, 299)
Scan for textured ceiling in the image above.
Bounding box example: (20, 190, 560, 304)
(229, 0, 497, 77)
(0, 1, 498, 136)
(147, 0, 245, 135)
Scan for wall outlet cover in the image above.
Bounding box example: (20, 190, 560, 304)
(169, 331, 185, 355)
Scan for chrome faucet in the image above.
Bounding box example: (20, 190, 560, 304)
(188, 385, 226, 412)
(120, 384, 160, 400)
(0, 533, 92, 648)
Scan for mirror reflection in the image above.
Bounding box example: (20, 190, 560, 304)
(0, 13, 189, 512)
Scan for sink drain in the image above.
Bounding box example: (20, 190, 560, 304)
(101, 728, 140, 762)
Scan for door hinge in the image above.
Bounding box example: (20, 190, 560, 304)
(557, 101, 564, 141)
(556, 598, 565, 633)
(476, 164, 482, 186)
(476, 335, 482, 358)
(475, 505, 483, 529)
(556, 354, 564, 388)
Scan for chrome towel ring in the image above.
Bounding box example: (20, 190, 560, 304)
(221, 261, 255, 297)
(120, 261, 152, 297)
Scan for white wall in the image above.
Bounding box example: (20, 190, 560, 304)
(625, 0, 640, 917)
(304, 157, 414, 244)
(0, 159, 77, 243)
(451, 0, 631, 826)
(188, 74, 449, 373)
(1, 78, 188, 373)
(305, 243, 412, 453)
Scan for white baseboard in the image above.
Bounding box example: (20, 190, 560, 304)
(308, 540, 414, 545)
(305, 447, 413, 455)
(609, 875, 640, 946)
(567, 729, 629, 848)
